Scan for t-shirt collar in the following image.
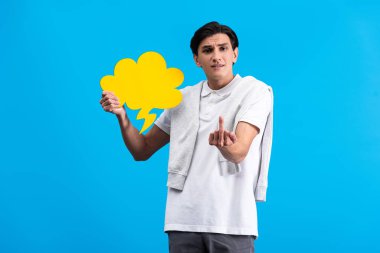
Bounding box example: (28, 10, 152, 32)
(201, 74, 242, 97)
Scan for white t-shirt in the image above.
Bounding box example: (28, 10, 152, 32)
(154, 74, 271, 237)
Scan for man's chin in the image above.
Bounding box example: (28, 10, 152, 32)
(206, 72, 227, 81)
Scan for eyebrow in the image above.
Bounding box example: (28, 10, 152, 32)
(201, 43, 229, 49)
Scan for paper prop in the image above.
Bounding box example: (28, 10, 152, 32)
(100, 51, 184, 134)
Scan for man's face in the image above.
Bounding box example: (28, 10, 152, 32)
(193, 33, 238, 84)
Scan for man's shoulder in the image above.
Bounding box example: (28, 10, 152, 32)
(236, 75, 273, 104)
(169, 80, 204, 113)
(178, 80, 204, 95)
(239, 75, 272, 91)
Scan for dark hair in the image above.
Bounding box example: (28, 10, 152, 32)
(190, 21, 239, 56)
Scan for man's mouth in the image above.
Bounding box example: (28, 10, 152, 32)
(211, 64, 225, 68)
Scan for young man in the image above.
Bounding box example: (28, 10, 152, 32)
(100, 21, 273, 253)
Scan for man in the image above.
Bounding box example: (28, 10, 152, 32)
(100, 21, 273, 253)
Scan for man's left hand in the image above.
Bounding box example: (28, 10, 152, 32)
(209, 116, 237, 148)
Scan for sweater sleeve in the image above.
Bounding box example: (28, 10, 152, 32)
(237, 85, 274, 202)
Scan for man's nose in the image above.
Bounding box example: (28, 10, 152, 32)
(211, 51, 222, 62)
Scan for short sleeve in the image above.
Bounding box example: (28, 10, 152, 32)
(154, 109, 171, 135)
(239, 87, 273, 134)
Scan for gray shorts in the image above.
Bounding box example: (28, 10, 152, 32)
(167, 231, 255, 253)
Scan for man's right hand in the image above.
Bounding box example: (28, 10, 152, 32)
(99, 90, 169, 161)
(100, 91, 126, 117)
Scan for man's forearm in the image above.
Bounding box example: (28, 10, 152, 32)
(116, 113, 147, 161)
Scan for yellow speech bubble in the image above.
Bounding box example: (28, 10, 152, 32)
(100, 51, 184, 133)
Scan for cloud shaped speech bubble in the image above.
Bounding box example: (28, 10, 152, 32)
(100, 51, 183, 134)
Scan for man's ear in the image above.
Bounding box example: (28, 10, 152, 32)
(193, 54, 201, 67)
(233, 47, 239, 63)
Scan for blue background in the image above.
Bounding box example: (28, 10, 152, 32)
(1, 0, 379, 252)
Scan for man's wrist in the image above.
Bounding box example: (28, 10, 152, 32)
(116, 112, 129, 127)
(116, 112, 125, 119)
(218, 144, 241, 163)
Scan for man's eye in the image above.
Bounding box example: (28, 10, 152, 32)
(220, 47, 226, 51)
(203, 49, 212, 53)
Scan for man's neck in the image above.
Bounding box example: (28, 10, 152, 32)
(207, 74, 235, 90)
